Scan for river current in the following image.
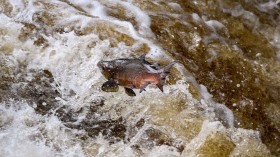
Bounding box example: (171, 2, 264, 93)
(0, 0, 280, 156)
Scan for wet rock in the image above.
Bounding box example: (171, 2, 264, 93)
(55, 98, 127, 143)
(148, 91, 204, 142)
(142, 128, 184, 153)
(55, 106, 81, 123)
(227, 18, 275, 59)
(96, 23, 135, 47)
(135, 118, 145, 129)
(16, 69, 59, 115)
(18, 23, 49, 47)
(83, 143, 101, 157)
(0, 1, 13, 16)
(196, 132, 235, 157)
(0, 58, 60, 115)
(84, 118, 126, 143)
(230, 138, 273, 157)
(135, 1, 161, 12)
(33, 11, 56, 27)
(105, 5, 138, 29)
(128, 126, 184, 153)
(1, 0, 279, 156)
(131, 43, 151, 57)
(0, 43, 14, 53)
(148, 1, 280, 155)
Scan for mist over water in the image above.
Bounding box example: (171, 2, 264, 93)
(0, 0, 279, 156)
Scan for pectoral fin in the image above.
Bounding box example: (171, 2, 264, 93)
(140, 82, 150, 93)
(101, 79, 119, 92)
(125, 87, 136, 96)
(157, 84, 164, 92)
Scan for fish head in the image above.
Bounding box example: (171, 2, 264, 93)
(97, 60, 114, 78)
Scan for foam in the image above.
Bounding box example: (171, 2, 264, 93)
(273, 27, 280, 60)
(112, 0, 155, 38)
(9, 0, 25, 15)
(146, 145, 181, 157)
(29, 32, 107, 98)
(200, 85, 234, 127)
(64, 0, 163, 60)
(68, 0, 155, 39)
(68, 0, 107, 18)
(257, 1, 280, 12)
(184, 120, 225, 152)
(1, 0, 274, 156)
(14, 1, 41, 24)
(0, 101, 85, 157)
(168, 2, 183, 12)
(205, 20, 225, 30)
(191, 13, 202, 23)
(192, 14, 229, 49)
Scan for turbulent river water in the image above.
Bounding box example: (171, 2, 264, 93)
(0, 0, 280, 156)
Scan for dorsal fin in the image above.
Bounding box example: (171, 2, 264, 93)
(151, 63, 161, 70)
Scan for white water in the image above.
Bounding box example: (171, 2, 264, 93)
(0, 0, 278, 156)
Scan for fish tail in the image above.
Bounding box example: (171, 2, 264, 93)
(161, 61, 177, 79)
(157, 61, 177, 92)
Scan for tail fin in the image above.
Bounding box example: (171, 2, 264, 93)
(161, 61, 177, 79)
(157, 61, 177, 92)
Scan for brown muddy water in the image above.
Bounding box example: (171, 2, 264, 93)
(0, 0, 280, 156)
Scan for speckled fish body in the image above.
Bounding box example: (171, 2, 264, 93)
(98, 55, 176, 96)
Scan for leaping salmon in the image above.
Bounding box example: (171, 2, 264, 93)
(97, 55, 177, 96)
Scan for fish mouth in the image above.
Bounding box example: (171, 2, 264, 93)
(97, 61, 113, 70)
(97, 61, 103, 68)
(97, 61, 107, 70)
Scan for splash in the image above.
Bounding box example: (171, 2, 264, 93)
(0, 0, 279, 156)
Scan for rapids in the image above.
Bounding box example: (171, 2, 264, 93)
(0, 0, 279, 156)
